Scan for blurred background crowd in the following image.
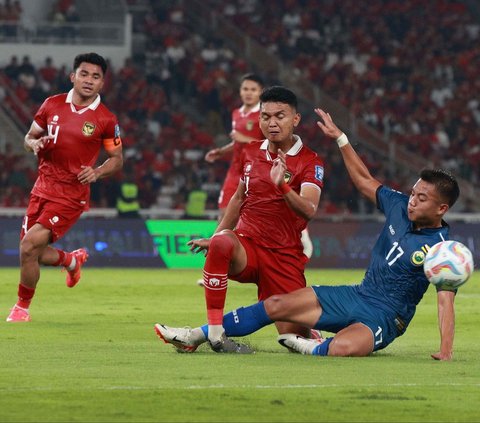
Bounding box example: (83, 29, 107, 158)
(1, 0, 479, 216)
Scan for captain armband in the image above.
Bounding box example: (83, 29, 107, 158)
(103, 137, 122, 151)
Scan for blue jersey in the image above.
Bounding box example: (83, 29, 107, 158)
(357, 186, 449, 326)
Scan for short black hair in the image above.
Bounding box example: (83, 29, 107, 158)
(241, 73, 264, 87)
(420, 169, 460, 207)
(73, 52, 107, 75)
(260, 86, 298, 110)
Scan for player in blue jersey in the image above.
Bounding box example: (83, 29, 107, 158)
(155, 108, 460, 361)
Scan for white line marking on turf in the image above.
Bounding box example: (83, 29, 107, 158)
(0, 383, 479, 392)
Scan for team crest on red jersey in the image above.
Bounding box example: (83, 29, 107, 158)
(246, 120, 254, 131)
(82, 122, 96, 136)
(284, 171, 292, 184)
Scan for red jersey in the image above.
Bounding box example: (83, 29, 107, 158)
(236, 136, 324, 251)
(32, 90, 122, 210)
(229, 103, 263, 179)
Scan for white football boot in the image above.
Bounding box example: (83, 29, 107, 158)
(154, 324, 201, 353)
(277, 333, 324, 355)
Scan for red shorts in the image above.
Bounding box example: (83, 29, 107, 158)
(218, 170, 240, 209)
(229, 233, 308, 301)
(21, 195, 83, 243)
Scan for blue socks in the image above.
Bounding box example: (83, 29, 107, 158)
(312, 337, 333, 355)
(200, 301, 273, 338)
(198, 301, 332, 356)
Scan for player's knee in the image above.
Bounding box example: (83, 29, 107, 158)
(264, 295, 288, 320)
(19, 238, 39, 261)
(209, 230, 236, 257)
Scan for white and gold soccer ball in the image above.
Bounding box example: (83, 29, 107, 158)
(424, 240, 474, 289)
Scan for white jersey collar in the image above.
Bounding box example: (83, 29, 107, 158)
(260, 135, 304, 161)
(239, 102, 260, 117)
(66, 89, 101, 114)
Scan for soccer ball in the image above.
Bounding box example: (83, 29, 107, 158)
(424, 240, 474, 289)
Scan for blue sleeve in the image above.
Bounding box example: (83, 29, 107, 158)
(376, 185, 409, 216)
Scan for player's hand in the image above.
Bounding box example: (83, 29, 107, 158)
(431, 351, 453, 361)
(270, 149, 287, 186)
(205, 148, 221, 163)
(314, 108, 343, 140)
(187, 238, 211, 255)
(77, 165, 98, 185)
(31, 135, 54, 155)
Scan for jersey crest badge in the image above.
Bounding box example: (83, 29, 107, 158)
(284, 170, 292, 184)
(411, 250, 425, 266)
(246, 120, 254, 131)
(315, 165, 324, 182)
(82, 122, 96, 136)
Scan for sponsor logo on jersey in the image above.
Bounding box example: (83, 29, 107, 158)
(389, 225, 395, 235)
(49, 216, 59, 225)
(82, 122, 96, 136)
(411, 250, 425, 266)
(246, 120, 254, 131)
(315, 165, 324, 182)
(284, 170, 292, 184)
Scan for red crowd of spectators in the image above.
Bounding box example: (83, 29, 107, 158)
(209, 0, 480, 188)
(1, 0, 478, 214)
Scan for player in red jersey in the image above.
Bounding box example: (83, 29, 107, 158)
(194, 74, 264, 286)
(205, 73, 264, 218)
(156, 86, 324, 352)
(6, 52, 123, 322)
(196, 74, 313, 288)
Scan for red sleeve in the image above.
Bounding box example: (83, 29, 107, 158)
(33, 98, 50, 130)
(302, 157, 324, 189)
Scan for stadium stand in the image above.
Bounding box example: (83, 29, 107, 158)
(0, 0, 479, 214)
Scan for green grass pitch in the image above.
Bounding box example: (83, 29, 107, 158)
(0, 267, 479, 422)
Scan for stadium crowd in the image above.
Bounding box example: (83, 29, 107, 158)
(209, 0, 480, 185)
(1, 0, 478, 213)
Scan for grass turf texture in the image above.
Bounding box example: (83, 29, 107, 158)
(0, 268, 479, 422)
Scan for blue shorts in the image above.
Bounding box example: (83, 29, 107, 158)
(312, 285, 407, 351)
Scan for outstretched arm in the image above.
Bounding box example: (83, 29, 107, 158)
(431, 290, 455, 361)
(205, 142, 234, 163)
(230, 129, 255, 143)
(315, 108, 381, 204)
(216, 180, 245, 232)
(187, 180, 245, 255)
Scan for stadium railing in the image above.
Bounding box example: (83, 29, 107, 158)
(0, 21, 127, 46)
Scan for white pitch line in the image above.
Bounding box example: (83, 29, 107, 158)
(0, 382, 479, 393)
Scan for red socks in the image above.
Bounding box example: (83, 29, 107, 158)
(203, 234, 235, 325)
(52, 249, 73, 267)
(17, 283, 35, 309)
